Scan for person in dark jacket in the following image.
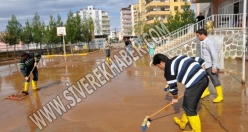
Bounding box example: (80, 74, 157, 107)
(196, 13, 205, 28)
(19, 51, 41, 95)
(152, 53, 208, 132)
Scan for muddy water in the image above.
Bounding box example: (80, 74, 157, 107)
(0, 50, 247, 132)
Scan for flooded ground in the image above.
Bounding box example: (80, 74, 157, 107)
(0, 46, 247, 132)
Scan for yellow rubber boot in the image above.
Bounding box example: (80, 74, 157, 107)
(174, 113, 188, 129)
(183, 114, 201, 132)
(22, 82, 29, 95)
(107, 57, 111, 64)
(213, 86, 223, 103)
(32, 80, 38, 90)
(201, 87, 210, 99)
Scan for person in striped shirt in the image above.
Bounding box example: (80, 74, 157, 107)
(152, 53, 208, 132)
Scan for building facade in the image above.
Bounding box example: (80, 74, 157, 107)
(193, 0, 248, 16)
(120, 5, 136, 40)
(76, 5, 110, 36)
(145, 0, 190, 24)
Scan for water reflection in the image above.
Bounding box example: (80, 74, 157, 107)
(26, 91, 42, 131)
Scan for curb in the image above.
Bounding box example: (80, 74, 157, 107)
(86, 50, 100, 55)
(42, 50, 100, 58)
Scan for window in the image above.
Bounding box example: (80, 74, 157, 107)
(174, 0, 178, 2)
(174, 6, 178, 11)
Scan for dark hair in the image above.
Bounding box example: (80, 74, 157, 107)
(106, 38, 108, 41)
(152, 53, 169, 65)
(196, 29, 208, 36)
(20, 51, 27, 57)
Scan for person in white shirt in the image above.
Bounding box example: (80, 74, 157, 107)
(196, 29, 223, 103)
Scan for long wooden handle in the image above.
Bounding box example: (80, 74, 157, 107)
(149, 94, 184, 118)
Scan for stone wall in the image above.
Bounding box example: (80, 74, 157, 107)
(164, 30, 244, 59)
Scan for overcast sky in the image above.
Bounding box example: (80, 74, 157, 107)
(0, 0, 138, 32)
(0, 0, 197, 32)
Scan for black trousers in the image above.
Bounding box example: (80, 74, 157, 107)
(105, 49, 110, 57)
(183, 75, 209, 116)
(206, 67, 221, 87)
(25, 66, 38, 82)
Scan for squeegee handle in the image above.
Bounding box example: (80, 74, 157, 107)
(149, 94, 183, 118)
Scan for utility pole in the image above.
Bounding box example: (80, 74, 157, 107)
(241, 0, 247, 84)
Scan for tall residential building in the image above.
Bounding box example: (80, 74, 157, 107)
(75, 5, 110, 36)
(120, 5, 136, 40)
(145, 0, 189, 24)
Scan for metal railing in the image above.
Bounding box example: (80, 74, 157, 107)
(155, 13, 248, 54)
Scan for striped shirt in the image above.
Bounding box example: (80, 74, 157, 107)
(164, 55, 206, 95)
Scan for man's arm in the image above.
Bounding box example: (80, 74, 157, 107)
(191, 57, 206, 67)
(207, 41, 219, 70)
(167, 76, 178, 98)
(34, 52, 41, 63)
(19, 59, 27, 77)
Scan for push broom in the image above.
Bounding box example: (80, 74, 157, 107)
(141, 92, 184, 131)
(7, 66, 36, 100)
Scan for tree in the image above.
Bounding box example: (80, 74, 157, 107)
(47, 15, 58, 54)
(20, 19, 33, 50)
(32, 12, 43, 51)
(5, 15, 22, 58)
(166, 2, 195, 32)
(65, 11, 82, 54)
(81, 18, 94, 51)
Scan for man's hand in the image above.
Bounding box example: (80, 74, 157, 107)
(171, 99, 178, 104)
(212, 68, 217, 74)
(171, 94, 178, 104)
(25, 77, 29, 81)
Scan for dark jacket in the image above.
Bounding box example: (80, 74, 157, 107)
(19, 52, 41, 77)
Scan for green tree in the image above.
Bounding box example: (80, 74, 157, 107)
(81, 18, 94, 52)
(65, 11, 82, 54)
(5, 15, 22, 58)
(47, 15, 58, 54)
(20, 19, 33, 50)
(166, 2, 195, 32)
(32, 12, 43, 50)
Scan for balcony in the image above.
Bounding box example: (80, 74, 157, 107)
(102, 13, 109, 16)
(102, 18, 110, 21)
(190, 0, 213, 3)
(122, 10, 131, 14)
(146, 11, 170, 17)
(102, 22, 110, 25)
(122, 24, 132, 28)
(146, 19, 167, 24)
(122, 15, 132, 19)
(122, 20, 132, 24)
(145, 1, 170, 8)
(102, 27, 110, 30)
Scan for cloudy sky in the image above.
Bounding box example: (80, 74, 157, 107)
(0, 0, 197, 32)
(0, 0, 138, 32)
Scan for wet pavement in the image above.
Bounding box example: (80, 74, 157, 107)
(0, 46, 247, 132)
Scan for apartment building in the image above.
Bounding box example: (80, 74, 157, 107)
(75, 5, 110, 36)
(145, 0, 189, 24)
(120, 5, 136, 40)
